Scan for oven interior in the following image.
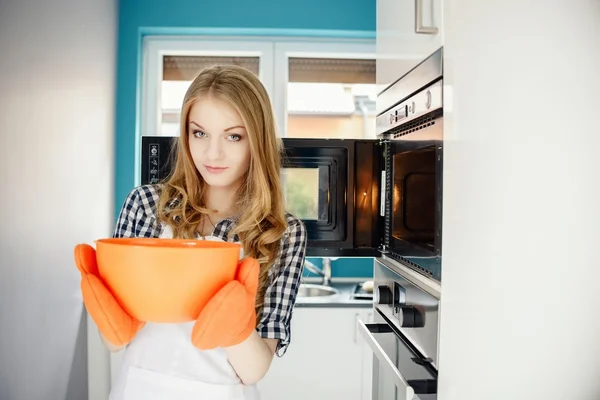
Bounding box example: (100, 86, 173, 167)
(382, 110, 443, 281)
(392, 145, 437, 252)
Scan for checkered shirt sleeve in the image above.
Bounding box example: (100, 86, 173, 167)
(256, 215, 308, 357)
(113, 185, 161, 239)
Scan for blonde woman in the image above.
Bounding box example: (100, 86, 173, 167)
(75, 65, 307, 399)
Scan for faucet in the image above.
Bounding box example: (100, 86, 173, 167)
(303, 258, 332, 286)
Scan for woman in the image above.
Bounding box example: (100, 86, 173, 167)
(74, 65, 307, 399)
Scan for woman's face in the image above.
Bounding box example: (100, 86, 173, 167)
(187, 96, 251, 190)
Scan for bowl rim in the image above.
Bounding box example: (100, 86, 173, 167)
(95, 237, 242, 249)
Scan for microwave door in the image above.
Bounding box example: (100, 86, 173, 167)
(281, 138, 384, 258)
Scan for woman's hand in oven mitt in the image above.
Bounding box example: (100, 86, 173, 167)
(74, 244, 145, 347)
(191, 257, 260, 350)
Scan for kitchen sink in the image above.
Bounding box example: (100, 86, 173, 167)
(297, 283, 339, 298)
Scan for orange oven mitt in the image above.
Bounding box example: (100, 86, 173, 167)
(74, 244, 145, 347)
(191, 257, 260, 350)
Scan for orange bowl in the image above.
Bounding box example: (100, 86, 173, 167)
(95, 237, 242, 323)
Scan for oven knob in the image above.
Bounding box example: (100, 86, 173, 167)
(398, 306, 424, 328)
(376, 285, 393, 305)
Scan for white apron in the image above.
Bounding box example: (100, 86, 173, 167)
(109, 226, 260, 400)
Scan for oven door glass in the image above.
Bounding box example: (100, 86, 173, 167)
(358, 317, 437, 400)
(385, 113, 443, 281)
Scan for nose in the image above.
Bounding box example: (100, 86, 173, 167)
(204, 136, 224, 161)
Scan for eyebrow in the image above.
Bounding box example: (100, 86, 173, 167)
(190, 121, 246, 132)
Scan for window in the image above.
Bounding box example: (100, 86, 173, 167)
(286, 57, 377, 139)
(141, 36, 375, 140)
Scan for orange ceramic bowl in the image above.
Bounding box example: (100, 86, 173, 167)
(95, 237, 242, 323)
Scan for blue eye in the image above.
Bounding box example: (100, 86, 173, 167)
(192, 129, 206, 138)
(228, 134, 242, 142)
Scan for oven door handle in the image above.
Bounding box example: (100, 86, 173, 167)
(358, 321, 416, 400)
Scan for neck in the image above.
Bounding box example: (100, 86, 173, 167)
(203, 184, 240, 219)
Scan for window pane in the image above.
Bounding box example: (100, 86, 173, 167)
(286, 57, 377, 140)
(282, 168, 319, 220)
(160, 55, 260, 136)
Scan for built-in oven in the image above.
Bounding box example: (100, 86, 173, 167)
(358, 257, 439, 399)
(380, 79, 443, 282)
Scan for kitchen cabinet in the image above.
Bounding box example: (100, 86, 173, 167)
(258, 307, 373, 400)
(376, 0, 443, 91)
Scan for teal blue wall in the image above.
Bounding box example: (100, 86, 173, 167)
(114, 0, 376, 278)
(302, 257, 374, 279)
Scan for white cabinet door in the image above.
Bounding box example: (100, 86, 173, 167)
(258, 307, 372, 400)
(376, 0, 443, 91)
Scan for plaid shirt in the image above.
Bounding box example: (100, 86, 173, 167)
(113, 184, 307, 356)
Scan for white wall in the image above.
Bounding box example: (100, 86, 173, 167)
(0, 0, 117, 399)
(439, 1, 600, 399)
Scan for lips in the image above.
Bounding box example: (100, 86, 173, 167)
(204, 165, 228, 174)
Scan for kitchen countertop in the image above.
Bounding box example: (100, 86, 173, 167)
(294, 279, 374, 308)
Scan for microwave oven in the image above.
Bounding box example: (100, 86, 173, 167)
(140, 48, 443, 282)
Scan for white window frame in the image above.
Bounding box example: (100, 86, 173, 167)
(141, 35, 375, 137)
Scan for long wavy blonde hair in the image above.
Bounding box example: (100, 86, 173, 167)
(157, 65, 288, 324)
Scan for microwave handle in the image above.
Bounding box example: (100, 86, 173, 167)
(358, 321, 416, 400)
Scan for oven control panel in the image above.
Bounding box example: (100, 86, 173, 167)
(373, 257, 440, 367)
(376, 79, 443, 136)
